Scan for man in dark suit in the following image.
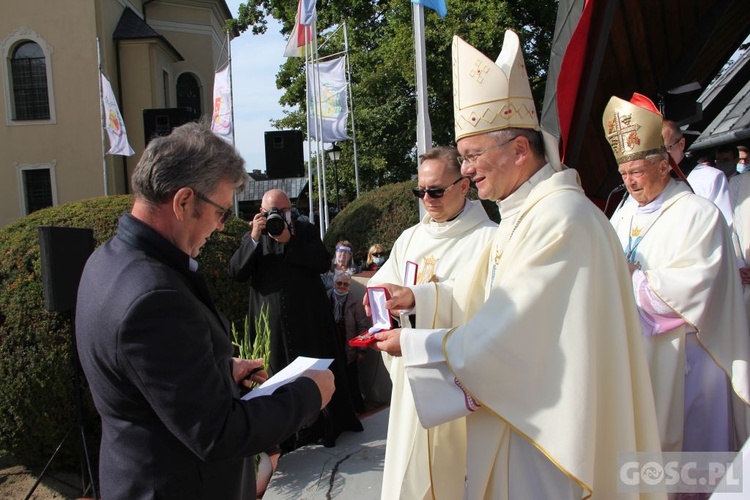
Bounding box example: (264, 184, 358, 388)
(76, 122, 334, 500)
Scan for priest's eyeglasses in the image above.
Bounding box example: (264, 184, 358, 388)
(194, 191, 233, 224)
(412, 177, 465, 199)
(457, 135, 519, 166)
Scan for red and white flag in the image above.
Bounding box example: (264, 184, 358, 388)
(283, 0, 316, 58)
(100, 73, 134, 156)
(211, 65, 233, 143)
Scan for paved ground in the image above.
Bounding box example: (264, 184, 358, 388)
(264, 406, 388, 500)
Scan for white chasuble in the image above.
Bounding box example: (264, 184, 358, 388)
(403, 165, 664, 499)
(611, 179, 750, 452)
(369, 199, 495, 500)
(730, 172, 750, 326)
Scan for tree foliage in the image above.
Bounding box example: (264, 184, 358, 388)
(230, 0, 557, 205)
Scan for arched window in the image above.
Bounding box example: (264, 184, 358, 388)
(176, 73, 201, 119)
(11, 41, 50, 120)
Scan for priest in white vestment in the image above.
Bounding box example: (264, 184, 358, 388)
(368, 146, 496, 500)
(730, 172, 750, 321)
(370, 32, 664, 499)
(604, 94, 750, 453)
(662, 119, 733, 227)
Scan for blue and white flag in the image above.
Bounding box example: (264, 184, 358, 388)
(411, 0, 447, 18)
(100, 73, 134, 156)
(307, 57, 349, 142)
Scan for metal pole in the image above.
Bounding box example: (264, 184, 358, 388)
(311, 20, 330, 232)
(413, 5, 431, 220)
(96, 37, 109, 196)
(226, 30, 240, 217)
(333, 156, 339, 211)
(343, 22, 360, 197)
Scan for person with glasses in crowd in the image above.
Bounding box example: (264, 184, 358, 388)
(322, 239, 360, 290)
(365, 244, 387, 271)
(368, 143, 496, 499)
(327, 270, 370, 414)
(371, 33, 663, 499)
(663, 119, 733, 227)
(75, 123, 334, 500)
(607, 94, 750, 454)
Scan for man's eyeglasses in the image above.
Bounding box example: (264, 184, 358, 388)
(412, 176, 465, 199)
(334, 281, 350, 287)
(194, 191, 233, 224)
(665, 137, 683, 151)
(457, 135, 519, 166)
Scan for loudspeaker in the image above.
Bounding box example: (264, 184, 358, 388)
(265, 130, 304, 179)
(39, 227, 95, 313)
(143, 108, 193, 146)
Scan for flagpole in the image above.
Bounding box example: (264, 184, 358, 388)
(97, 38, 110, 196)
(226, 30, 240, 217)
(304, 44, 315, 228)
(413, 4, 432, 219)
(311, 20, 330, 233)
(343, 22, 360, 198)
(309, 43, 326, 238)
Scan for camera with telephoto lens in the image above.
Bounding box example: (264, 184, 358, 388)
(263, 207, 287, 237)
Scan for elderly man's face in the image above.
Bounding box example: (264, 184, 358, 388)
(458, 133, 520, 202)
(416, 158, 467, 222)
(618, 158, 670, 206)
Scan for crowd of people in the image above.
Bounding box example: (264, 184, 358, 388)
(71, 23, 750, 500)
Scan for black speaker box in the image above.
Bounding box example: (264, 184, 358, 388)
(265, 130, 304, 179)
(39, 226, 95, 313)
(143, 108, 193, 146)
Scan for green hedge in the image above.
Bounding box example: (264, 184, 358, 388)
(323, 180, 500, 261)
(0, 183, 497, 470)
(0, 196, 250, 469)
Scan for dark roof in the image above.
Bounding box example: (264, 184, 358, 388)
(543, 0, 750, 200)
(690, 47, 750, 151)
(237, 178, 309, 202)
(113, 8, 183, 61)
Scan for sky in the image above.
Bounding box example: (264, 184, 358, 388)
(224, 1, 291, 173)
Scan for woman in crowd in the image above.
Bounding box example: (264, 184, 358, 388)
(322, 240, 360, 290)
(365, 244, 387, 271)
(327, 270, 369, 413)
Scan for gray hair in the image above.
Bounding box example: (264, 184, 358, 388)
(645, 152, 670, 165)
(132, 121, 248, 204)
(419, 146, 461, 176)
(488, 128, 545, 159)
(333, 269, 352, 282)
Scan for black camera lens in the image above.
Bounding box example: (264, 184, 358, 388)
(264, 208, 286, 237)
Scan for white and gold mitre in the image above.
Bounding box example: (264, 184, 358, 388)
(602, 93, 666, 165)
(452, 31, 538, 142)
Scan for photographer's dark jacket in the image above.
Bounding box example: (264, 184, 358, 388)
(76, 213, 321, 500)
(228, 219, 337, 374)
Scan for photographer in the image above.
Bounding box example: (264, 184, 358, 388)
(229, 189, 362, 448)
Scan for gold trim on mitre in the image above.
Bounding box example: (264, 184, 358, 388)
(452, 32, 538, 142)
(602, 95, 666, 165)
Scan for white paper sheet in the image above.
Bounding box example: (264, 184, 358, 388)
(241, 356, 333, 400)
